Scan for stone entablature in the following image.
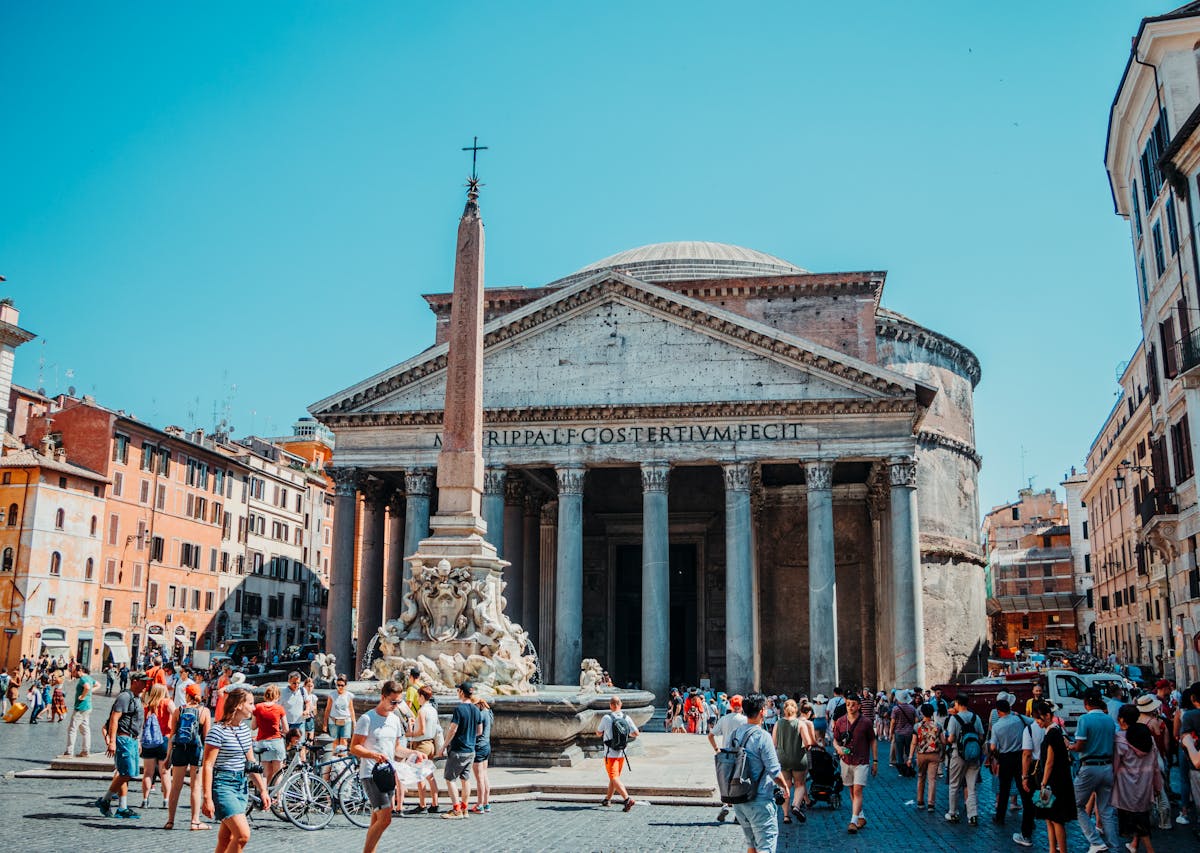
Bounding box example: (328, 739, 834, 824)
(876, 309, 982, 388)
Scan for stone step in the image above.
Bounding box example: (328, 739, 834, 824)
(48, 753, 114, 772)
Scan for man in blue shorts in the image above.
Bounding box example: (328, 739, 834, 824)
(95, 686, 143, 819)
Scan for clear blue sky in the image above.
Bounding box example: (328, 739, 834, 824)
(0, 1, 1170, 517)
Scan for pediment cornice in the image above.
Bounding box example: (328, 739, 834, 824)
(319, 397, 918, 429)
(313, 273, 920, 417)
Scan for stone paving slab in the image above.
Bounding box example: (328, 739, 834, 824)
(3, 690, 1199, 851)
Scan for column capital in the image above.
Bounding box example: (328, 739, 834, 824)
(360, 478, 389, 505)
(404, 468, 433, 497)
(556, 465, 586, 496)
(387, 491, 405, 516)
(504, 477, 526, 506)
(326, 466, 360, 497)
(888, 457, 918, 488)
(523, 490, 542, 515)
(804, 460, 834, 491)
(640, 461, 670, 493)
(484, 467, 507, 496)
(540, 500, 558, 525)
(722, 460, 751, 492)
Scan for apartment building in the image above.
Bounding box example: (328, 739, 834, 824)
(1104, 3, 1200, 682)
(0, 439, 107, 670)
(983, 489, 1080, 653)
(1062, 468, 1095, 650)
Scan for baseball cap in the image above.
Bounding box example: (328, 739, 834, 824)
(1155, 679, 1172, 690)
(185, 683, 202, 700)
(729, 694, 743, 709)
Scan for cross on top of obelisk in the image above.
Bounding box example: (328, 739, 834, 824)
(462, 136, 487, 199)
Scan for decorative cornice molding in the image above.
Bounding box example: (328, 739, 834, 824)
(804, 460, 833, 490)
(722, 461, 751, 492)
(876, 313, 982, 388)
(640, 461, 670, 493)
(404, 468, 433, 497)
(916, 430, 982, 468)
(920, 533, 986, 566)
(327, 466, 359, 497)
(320, 397, 918, 429)
(889, 457, 918, 488)
(321, 278, 914, 415)
(556, 465, 586, 496)
(483, 467, 507, 496)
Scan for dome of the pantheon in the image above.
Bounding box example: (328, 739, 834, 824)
(546, 241, 807, 288)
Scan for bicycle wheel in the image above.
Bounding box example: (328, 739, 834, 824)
(269, 767, 290, 820)
(335, 771, 372, 828)
(280, 771, 335, 831)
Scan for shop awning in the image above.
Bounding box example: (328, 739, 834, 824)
(41, 641, 70, 658)
(103, 640, 130, 664)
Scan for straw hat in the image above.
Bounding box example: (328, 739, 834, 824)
(1135, 693, 1162, 714)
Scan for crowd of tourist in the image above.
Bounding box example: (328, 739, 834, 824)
(696, 679, 1200, 853)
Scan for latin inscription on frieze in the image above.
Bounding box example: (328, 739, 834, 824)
(431, 422, 814, 448)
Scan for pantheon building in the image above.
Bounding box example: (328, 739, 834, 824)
(312, 240, 986, 698)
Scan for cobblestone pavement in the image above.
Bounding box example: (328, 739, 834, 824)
(3, 696, 1200, 852)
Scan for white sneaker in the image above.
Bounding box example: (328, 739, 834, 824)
(1177, 814, 1190, 825)
(1012, 833, 1033, 848)
(1085, 844, 1108, 853)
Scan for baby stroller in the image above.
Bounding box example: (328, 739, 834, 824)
(806, 747, 843, 809)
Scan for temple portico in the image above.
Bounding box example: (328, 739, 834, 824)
(323, 440, 928, 696)
(314, 239, 988, 697)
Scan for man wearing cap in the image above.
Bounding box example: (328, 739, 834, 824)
(1069, 687, 1119, 853)
(709, 694, 748, 823)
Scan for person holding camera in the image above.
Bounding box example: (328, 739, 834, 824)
(728, 693, 789, 853)
(830, 692, 878, 834)
(200, 687, 270, 853)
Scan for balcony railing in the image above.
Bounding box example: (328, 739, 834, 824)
(1138, 489, 1178, 526)
(1179, 327, 1200, 376)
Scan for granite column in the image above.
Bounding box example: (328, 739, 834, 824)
(402, 469, 432, 585)
(502, 478, 526, 625)
(482, 467, 506, 552)
(355, 479, 388, 669)
(889, 457, 925, 688)
(806, 460, 838, 695)
(723, 461, 754, 694)
(553, 466, 585, 684)
(641, 461, 670, 703)
(326, 467, 358, 670)
(384, 491, 406, 622)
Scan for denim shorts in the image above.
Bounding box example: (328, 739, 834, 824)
(732, 798, 779, 853)
(212, 770, 248, 822)
(254, 737, 286, 762)
(114, 735, 140, 778)
(328, 721, 352, 741)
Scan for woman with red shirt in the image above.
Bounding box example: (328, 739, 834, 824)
(139, 684, 174, 808)
(251, 684, 288, 782)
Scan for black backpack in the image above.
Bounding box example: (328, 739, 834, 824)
(606, 713, 632, 753)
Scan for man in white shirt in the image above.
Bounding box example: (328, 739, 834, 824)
(596, 695, 640, 811)
(281, 671, 308, 733)
(350, 680, 422, 853)
(708, 694, 748, 823)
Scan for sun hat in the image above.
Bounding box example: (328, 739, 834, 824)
(1135, 693, 1162, 714)
(226, 672, 246, 688)
(814, 694, 828, 703)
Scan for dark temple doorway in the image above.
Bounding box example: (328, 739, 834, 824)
(612, 544, 642, 688)
(669, 543, 698, 687)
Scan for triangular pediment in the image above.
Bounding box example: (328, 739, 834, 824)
(311, 272, 926, 418)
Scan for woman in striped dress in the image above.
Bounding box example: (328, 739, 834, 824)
(201, 687, 270, 853)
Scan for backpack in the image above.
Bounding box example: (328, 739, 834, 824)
(715, 724, 762, 804)
(955, 712, 983, 764)
(605, 713, 632, 753)
(175, 707, 201, 746)
(141, 708, 165, 748)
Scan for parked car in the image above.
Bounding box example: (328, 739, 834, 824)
(281, 643, 320, 663)
(936, 669, 1090, 733)
(209, 638, 263, 667)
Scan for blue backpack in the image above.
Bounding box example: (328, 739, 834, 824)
(141, 709, 164, 748)
(174, 707, 201, 746)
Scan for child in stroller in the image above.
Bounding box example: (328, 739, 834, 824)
(807, 746, 844, 809)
